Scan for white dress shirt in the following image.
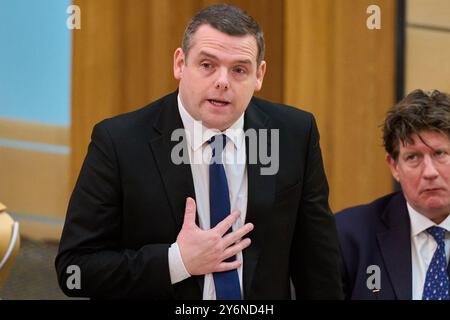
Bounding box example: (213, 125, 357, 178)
(168, 95, 248, 299)
(408, 202, 450, 300)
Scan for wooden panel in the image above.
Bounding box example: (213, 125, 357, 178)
(122, 0, 201, 110)
(405, 28, 450, 92)
(71, 0, 125, 186)
(284, 0, 335, 158)
(71, 0, 195, 184)
(144, 1, 201, 105)
(0, 147, 70, 220)
(0, 118, 68, 146)
(284, 0, 396, 212)
(0, 118, 69, 240)
(407, 0, 450, 29)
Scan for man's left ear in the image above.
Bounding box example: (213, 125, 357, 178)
(255, 61, 266, 92)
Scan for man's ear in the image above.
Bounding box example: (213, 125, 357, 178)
(254, 60, 266, 92)
(174, 48, 185, 80)
(386, 154, 400, 182)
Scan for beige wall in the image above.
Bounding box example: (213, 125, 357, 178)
(284, 0, 396, 211)
(406, 0, 450, 93)
(0, 119, 69, 240)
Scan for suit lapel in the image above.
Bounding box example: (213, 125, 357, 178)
(148, 92, 196, 234)
(242, 101, 276, 299)
(376, 193, 412, 300)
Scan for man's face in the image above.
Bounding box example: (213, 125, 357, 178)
(387, 131, 450, 223)
(173, 24, 266, 131)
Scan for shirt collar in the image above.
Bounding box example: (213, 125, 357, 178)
(177, 94, 245, 152)
(407, 201, 450, 237)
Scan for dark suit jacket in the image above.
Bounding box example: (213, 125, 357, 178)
(55, 91, 343, 299)
(335, 191, 450, 300)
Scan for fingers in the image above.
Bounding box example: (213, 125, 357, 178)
(210, 237, 251, 273)
(222, 238, 252, 261)
(222, 223, 254, 248)
(214, 210, 241, 236)
(215, 260, 242, 273)
(182, 197, 197, 227)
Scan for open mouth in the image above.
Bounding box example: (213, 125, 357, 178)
(207, 99, 230, 107)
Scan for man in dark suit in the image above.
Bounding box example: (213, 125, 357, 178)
(55, 4, 343, 299)
(336, 89, 450, 300)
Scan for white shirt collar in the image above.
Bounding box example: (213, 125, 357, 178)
(177, 94, 245, 152)
(407, 202, 450, 237)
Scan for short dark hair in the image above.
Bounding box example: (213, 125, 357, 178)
(182, 4, 265, 66)
(383, 89, 450, 160)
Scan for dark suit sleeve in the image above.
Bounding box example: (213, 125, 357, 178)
(338, 242, 352, 299)
(55, 122, 174, 299)
(290, 114, 344, 299)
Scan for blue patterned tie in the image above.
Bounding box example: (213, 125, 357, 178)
(422, 226, 450, 300)
(208, 134, 241, 300)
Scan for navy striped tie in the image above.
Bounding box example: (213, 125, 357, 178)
(208, 134, 241, 300)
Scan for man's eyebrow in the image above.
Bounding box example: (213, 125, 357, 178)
(198, 51, 252, 65)
(234, 59, 252, 65)
(198, 51, 219, 60)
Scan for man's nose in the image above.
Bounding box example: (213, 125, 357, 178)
(214, 68, 229, 90)
(423, 155, 439, 179)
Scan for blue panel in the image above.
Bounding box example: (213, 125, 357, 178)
(0, 0, 72, 126)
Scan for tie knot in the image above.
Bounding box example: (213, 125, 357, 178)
(427, 226, 446, 243)
(208, 134, 227, 161)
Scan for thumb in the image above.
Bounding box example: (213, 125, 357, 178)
(182, 197, 197, 227)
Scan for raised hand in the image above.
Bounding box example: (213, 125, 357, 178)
(176, 197, 254, 275)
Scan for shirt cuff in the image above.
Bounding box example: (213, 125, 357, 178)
(168, 242, 191, 284)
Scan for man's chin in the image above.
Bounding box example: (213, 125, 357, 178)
(202, 117, 234, 131)
(421, 198, 450, 214)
